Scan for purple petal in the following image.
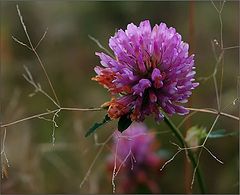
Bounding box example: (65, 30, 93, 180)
(133, 79, 151, 96)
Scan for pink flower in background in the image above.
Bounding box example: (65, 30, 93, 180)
(106, 123, 166, 193)
(93, 20, 198, 122)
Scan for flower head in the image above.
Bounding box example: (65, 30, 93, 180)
(93, 20, 198, 122)
(106, 123, 165, 193)
(112, 123, 158, 164)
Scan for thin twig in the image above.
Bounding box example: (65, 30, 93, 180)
(219, 0, 226, 14)
(38, 116, 53, 122)
(111, 136, 118, 193)
(210, 0, 219, 13)
(160, 140, 223, 173)
(61, 107, 103, 112)
(35, 28, 48, 50)
(213, 75, 220, 110)
(115, 149, 132, 176)
(218, 1, 225, 110)
(202, 115, 220, 146)
(12, 36, 32, 50)
(177, 111, 197, 128)
(16, 5, 60, 105)
(88, 35, 114, 58)
(1, 109, 59, 128)
(79, 134, 113, 189)
(163, 114, 206, 193)
(1, 128, 10, 168)
(197, 50, 224, 82)
(1, 107, 103, 128)
(223, 46, 240, 50)
(218, 10, 224, 50)
(187, 107, 239, 121)
(23, 65, 60, 108)
(191, 115, 220, 189)
(160, 149, 182, 171)
(211, 39, 218, 61)
(221, 98, 239, 112)
(51, 109, 61, 145)
(203, 146, 223, 164)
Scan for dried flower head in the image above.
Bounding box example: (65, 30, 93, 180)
(93, 20, 198, 122)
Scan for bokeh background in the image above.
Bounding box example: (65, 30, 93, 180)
(1, 1, 239, 194)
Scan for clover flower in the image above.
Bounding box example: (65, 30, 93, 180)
(106, 123, 165, 193)
(111, 123, 159, 165)
(93, 20, 198, 122)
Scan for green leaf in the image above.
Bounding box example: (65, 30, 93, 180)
(85, 114, 111, 137)
(208, 129, 238, 139)
(118, 114, 132, 133)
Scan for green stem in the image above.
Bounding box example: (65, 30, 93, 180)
(163, 113, 206, 193)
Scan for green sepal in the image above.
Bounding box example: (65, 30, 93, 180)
(85, 114, 111, 137)
(118, 114, 132, 133)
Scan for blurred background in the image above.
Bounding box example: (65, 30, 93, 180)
(1, 1, 239, 194)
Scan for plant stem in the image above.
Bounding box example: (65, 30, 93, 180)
(163, 113, 206, 193)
